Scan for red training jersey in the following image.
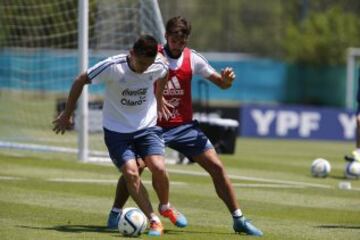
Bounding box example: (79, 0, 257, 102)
(157, 46, 193, 127)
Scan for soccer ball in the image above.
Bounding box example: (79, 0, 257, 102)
(118, 207, 148, 237)
(311, 158, 331, 177)
(344, 161, 360, 179)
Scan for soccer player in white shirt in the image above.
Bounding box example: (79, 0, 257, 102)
(107, 17, 263, 237)
(52, 35, 183, 236)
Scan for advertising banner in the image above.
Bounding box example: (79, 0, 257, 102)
(240, 104, 356, 141)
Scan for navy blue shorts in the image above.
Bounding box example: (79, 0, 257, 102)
(104, 126, 165, 169)
(163, 120, 214, 160)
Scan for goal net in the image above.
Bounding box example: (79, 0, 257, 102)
(0, 0, 165, 160)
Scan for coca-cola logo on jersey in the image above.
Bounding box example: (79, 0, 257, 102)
(163, 76, 184, 96)
(122, 88, 147, 96)
(121, 88, 147, 106)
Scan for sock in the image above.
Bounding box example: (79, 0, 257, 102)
(150, 215, 161, 223)
(111, 207, 121, 213)
(159, 203, 171, 212)
(232, 209, 243, 218)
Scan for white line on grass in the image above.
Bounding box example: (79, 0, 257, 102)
(0, 176, 24, 181)
(47, 178, 187, 186)
(0, 176, 186, 186)
(232, 183, 306, 189)
(48, 178, 117, 184)
(167, 168, 333, 189)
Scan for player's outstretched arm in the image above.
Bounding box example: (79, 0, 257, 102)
(155, 72, 173, 121)
(207, 67, 236, 89)
(52, 72, 90, 134)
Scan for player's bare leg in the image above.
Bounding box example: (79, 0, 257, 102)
(113, 160, 146, 209)
(120, 159, 163, 236)
(144, 155, 188, 228)
(345, 115, 360, 162)
(353, 115, 360, 161)
(120, 160, 154, 219)
(193, 148, 263, 236)
(193, 148, 239, 212)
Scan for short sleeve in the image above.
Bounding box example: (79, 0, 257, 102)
(191, 50, 216, 78)
(87, 57, 116, 84)
(154, 56, 169, 79)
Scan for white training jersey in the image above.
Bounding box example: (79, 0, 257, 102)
(163, 48, 216, 77)
(87, 54, 168, 133)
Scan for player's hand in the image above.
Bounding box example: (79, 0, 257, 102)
(157, 97, 174, 121)
(52, 111, 73, 134)
(221, 67, 235, 88)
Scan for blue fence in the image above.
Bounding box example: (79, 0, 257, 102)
(0, 49, 350, 108)
(0, 49, 288, 102)
(192, 59, 287, 103)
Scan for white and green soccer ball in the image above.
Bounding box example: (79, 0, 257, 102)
(118, 207, 148, 237)
(344, 161, 360, 179)
(311, 158, 331, 178)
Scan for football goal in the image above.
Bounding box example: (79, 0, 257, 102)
(346, 47, 360, 110)
(0, 0, 165, 161)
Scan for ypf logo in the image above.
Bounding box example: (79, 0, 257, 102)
(163, 76, 184, 96)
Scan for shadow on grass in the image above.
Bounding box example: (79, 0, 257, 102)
(329, 175, 348, 180)
(19, 225, 234, 236)
(19, 225, 115, 233)
(316, 225, 360, 230)
(164, 229, 234, 236)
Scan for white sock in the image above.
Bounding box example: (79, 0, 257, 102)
(150, 215, 161, 223)
(159, 203, 171, 212)
(232, 209, 243, 217)
(111, 207, 121, 213)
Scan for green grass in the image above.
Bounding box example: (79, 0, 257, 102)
(0, 138, 359, 240)
(0, 90, 105, 151)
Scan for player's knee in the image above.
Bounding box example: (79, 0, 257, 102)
(204, 159, 225, 178)
(147, 162, 167, 177)
(144, 156, 166, 176)
(213, 162, 226, 176)
(152, 164, 167, 176)
(123, 168, 140, 183)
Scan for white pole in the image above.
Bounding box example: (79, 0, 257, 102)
(151, 0, 166, 44)
(346, 48, 354, 109)
(78, 0, 89, 161)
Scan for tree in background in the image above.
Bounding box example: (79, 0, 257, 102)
(1, 0, 360, 64)
(159, 0, 360, 62)
(283, 6, 360, 65)
(160, 0, 285, 57)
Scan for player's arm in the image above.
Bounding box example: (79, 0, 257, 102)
(206, 67, 236, 89)
(155, 71, 173, 120)
(192, 51, 235, 89)
(52, 72, 90, 134)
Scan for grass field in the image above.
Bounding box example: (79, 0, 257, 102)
(0, 138, 359, 240)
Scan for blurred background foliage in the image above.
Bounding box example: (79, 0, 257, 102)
(1, 0, 360, 65)
(159, 0, 360, 65)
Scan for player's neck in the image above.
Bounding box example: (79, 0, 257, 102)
(164, 44, 182, 59)
(126, 55, 138, 73)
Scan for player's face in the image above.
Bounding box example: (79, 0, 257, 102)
(166, 34, 188, 57)
(130, 52, 155, 73)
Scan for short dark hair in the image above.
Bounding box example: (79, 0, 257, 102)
(132, 35, 158, 58)
(166, 16, 191, 38)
